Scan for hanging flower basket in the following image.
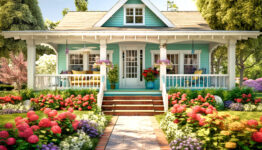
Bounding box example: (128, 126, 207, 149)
(154, 59, 173, 70)
(93, 60, 113, 69)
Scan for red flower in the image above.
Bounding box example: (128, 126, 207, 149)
(78, 107, 82, 111)
(51, 125, 62, 134)
(4, 123, 13, 129)
(58, 113, 67, 120)
(0, 145, 7, 150)
(6, 138, 16, 145)
(0, 131, 9, 138)
(236, 99, 242, 103)
(88, 106, 92, 110)
(51, 121, 58, 127)
(68, 107, 74, 113)
(31, 125, 40, 131)
(260, 128, 262, 132)
(48, 110, 58, 118)
(27, 111, 35, 118)
(44, 108, 52, 114)
(199, 118, 206, 126)
(22, 128, 33, 138)
(15, 117, 23, 122)
(72, 120, 79, 130)
(173, 119, 180, 124)
(39, 118, 51, 128)
(261, 116, 262, 122)
(27, 135, 39, 144)
(252, 132, 262, 143)
(247, 120, 258, 127)
(248, 94, 252, 98)
(17, 123, 30, 131)
(29, 114, 39, 122)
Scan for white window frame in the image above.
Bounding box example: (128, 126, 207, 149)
(124, 4, 145, 26)
(151, 50, 201, 74)
(66, 50, 113, 71)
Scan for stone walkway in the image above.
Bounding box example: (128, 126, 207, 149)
(105, 116, 168, 150)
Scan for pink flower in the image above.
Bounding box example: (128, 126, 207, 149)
(72, 120, 79, 130)
(0, 145, 7, 150)
(17, 123, 30, 131)
(15, 117, 23, 122)
(0, 131, 9, 138)
(68, 107, 74, 113)
(27, 111, 36, 118)
(4, 123, 13, 129)
(29, 114, 39, 122)
(27, 135, 39, 144)
(173, 119, 180, 124)
(252, 132, 262, 143)
(58, 112, 67, 120)
(48, 110, 58, 118)
(199, 118, 206, 126)
(31, 125, 40, 131)
(247, 120, 258, 127)
(236, 99, 242, 103)
(44, 108, 52, 114)
(78, 107, 82, 111)
(88, 106, 92, 110)
(39, 118, 51, 128)
(6, 138, 16, 145)
(22, 128, 33, 138)
(51, 125, 62, 134)
(51, 121, 58, 127)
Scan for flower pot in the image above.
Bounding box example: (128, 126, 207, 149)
(146, 81, 155, 89)
(110, 84, 116, 89)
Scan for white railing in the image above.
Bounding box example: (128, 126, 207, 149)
(97, 75, 105, 109)
(166, 74, 229, 89)
(161, 75, 169, 112)
(35, 74, 101, 90)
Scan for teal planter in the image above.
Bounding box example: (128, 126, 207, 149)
(146, 81, 155, 89)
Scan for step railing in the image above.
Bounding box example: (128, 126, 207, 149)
(35, 74, 101, 90)
(97, 75, 105, 109)
(161, 75, 169, 112)
(166, 74, 229, 89)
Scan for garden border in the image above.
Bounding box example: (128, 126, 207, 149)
(151, 117, 170, 150)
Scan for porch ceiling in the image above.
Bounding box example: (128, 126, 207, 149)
(1, 30, 261, 45)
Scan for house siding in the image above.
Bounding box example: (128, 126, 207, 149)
(103, 0, 166, 27)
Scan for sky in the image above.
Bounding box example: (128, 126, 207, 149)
(38, 0, 198, 22)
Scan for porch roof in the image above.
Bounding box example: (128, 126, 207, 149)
(1, 30, 261, 45)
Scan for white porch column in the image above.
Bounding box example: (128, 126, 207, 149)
(100, 39, 107, 90)
(26, 40, 36, 89)
(160, 40, 167, 91)
(228, 39, 236, 89)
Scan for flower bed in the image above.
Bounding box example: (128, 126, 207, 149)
(161, 94, 262, 149)
(30, 94, 97, 111)
(0, 109, 109, 150)
(0, 96, 22, 104)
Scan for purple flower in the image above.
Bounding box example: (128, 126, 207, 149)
(243, 78, 262, 91)
(40, 143, 59, 150)
(169, 136, 202, 150)
(78, 120, 100, 138)
(229, 103, 244, 111)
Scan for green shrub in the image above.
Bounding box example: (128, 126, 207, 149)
(225, 87, 256, 101)
(0, 84, 14, 91)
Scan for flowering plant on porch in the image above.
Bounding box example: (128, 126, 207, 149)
(93, 60, 112, 69)
(154, 59, 173, 70)
(142, 68, 159, 82)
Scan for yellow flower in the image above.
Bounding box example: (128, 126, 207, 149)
(230, 115, 240, 121)
(228, 122, 245, 131)
(225, 142, 237, 149)
(220, 130, 231, 136)
(246, 128, 258, 132)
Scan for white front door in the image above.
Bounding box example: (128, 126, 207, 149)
(120, 45, 145, 88)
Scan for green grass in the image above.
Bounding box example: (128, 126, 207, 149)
(256, 92, 262, 98)
(155, 111, 262, 123)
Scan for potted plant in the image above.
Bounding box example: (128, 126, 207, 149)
(107, 65, 119, 89)
(142, 68, 159, 89)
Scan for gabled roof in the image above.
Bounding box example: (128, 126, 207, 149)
(94, 0, 174, 27)
(55, 11, 211, 31)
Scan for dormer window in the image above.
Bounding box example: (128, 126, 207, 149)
(124, 5, 145, 26)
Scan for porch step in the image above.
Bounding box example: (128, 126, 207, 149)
(102, 96, 164, 116)
(104, 90, 162, 96)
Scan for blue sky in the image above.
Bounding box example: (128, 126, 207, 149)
(38, 0, 197, 21)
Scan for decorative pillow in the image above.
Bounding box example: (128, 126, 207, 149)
(71, 70, 87, 81)
(193, 70, 203, 80)
(92, 71, 100, 80)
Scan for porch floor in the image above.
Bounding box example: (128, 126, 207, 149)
(104, 89, 161, 96)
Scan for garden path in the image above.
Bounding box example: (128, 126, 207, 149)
(105, 116, 169, 150)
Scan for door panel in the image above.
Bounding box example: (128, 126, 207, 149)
(124, 50, 139, 88)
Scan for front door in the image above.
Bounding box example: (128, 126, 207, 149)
(120, 45, 145, 88)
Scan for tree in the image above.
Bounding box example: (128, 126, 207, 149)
(211, 46, 227, 74)
(36, 54, 56, 74)
(167, 0, 178, 11)
(0, 0, 45, 58)
(196, 0, 262, 86)
(75, 0, 88, 11)
(45, 19, 60, 30)
(0, 52, 27, 90)
(62, 8, 70, 17)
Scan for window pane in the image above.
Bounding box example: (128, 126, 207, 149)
(136, 8, 143, 15)
(126, 8, 133, 15)
(135, 16, 143, 23)
(126, 16, 134, 23)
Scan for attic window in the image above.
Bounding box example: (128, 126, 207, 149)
(124, 5, 145, 25)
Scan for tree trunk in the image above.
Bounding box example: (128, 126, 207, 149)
(239, 68, 244, 87)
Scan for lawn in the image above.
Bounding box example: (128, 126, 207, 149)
(257, 92, 262, 98)
(0, 111, 112, 130)
(155, 111, 262, 123)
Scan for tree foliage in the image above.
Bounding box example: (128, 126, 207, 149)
(211, 46, 227, 74)
(45, 19, 60, 30)
(196, 0, 262, 85)
(0, 52, 27, 90)
(167, 0, 178, 11)
(75, 0, 88, 12)
(0, 0, 45, 58)
(62, 8, 70, 17)
(36, 54, 56, 74)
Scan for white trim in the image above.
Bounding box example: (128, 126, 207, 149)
(151, 50, 201, 74)
(94, 0, 174, 27)
(123, 4, 145, 26)
(94, 0, 128, 27)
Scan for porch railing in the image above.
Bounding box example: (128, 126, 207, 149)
(35, 74, 101, 90)
(97, 75, 105, 109)
(161, 75, 169, 112)
(166, 74, 229, 89)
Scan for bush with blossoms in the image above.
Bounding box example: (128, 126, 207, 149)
(30, 94, 97, 111)
(162, 98, 262, 150)
(0, 95, 22, 104)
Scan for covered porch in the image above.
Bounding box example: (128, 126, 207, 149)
(2, 30, 260, 91)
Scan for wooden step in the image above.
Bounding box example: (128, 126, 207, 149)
(103, 110, 164, 116)
(103, 96, 162, 100)
(102, 100, 163, 105)
(102, 104, 164, 110)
